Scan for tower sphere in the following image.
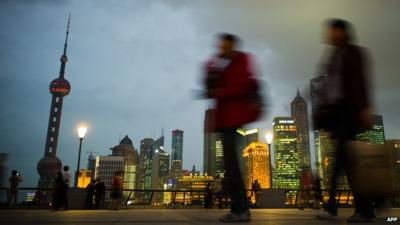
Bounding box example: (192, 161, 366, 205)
(37, 156, 62, 177)
(49, 78, 71, 96)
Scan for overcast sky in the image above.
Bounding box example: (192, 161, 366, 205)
(1, 0, 399, 186)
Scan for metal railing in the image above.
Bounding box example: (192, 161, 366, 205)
(0, 187, 398, 209)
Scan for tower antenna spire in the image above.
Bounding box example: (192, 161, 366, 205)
(59, 14, 70, 79)
(63, 13, 71, 56)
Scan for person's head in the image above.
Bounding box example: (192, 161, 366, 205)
(11, 170, 17, 176)
(325, 19, 354, 46)
(63, 165, 69, 172)
(217, 33, 239, 55)
(254, 180, 258, 183)
(96, 177, 101, 182)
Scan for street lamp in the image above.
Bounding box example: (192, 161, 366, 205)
(75, 126, 87, 187)
(265, 132, 273, 189)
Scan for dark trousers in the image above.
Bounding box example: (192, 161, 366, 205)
(325, 112, 377, 218)
(221, 127, 249, 214)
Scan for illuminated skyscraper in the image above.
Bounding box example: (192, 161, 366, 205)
(171, 129, 184, 178)
(356, 115, 385, 144)
(272, 117, 299, 189)
(291, 89, 311, 173)
(236, 128, 259, 171)
(242, 142, 271, 190)
(110, 135, 139, 189)
(37, 16, 72, 189)
(143, 136, 164, 190)
(151, 148, 170, 190)
(203, 108, 224, 177)
(137, 138, 154, 189)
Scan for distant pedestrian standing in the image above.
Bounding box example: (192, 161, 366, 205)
(110, 171, 123, 210)
(94, 178, 106, 209)
(62, 165, 70, 210)
(313, 19, 376, 223)
(85, 179, 95, 209)
(203, 33, 263, 222)
(204, 182, 213, 209)
(252, 180, 261, 208)
(8, 170, 22, 207)
(51, 171, 67, 210)
(62, 166, 71, 187)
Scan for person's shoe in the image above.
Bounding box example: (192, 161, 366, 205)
(316, 210, 338, 220)
(238, 211, 251, 222)
(219, 212, 241, 223)
(219, 211, 251, 223)
(347, 213, 376, 223)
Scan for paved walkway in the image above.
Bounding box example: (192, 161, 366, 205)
(0, 208, 398, 225)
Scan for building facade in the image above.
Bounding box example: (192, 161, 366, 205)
(171, 129, 184, 178)
(386, 139, 400, 204)
(272, 117, 300, 189)
(291, 89, 311, 173)
(242, 142, 271, 190)
(110, 135, 139, 190)
(356, 115, 385, 144)
(143, 136, 165, 190)
(94, 156, 125, 189)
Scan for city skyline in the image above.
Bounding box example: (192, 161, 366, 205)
(1, 0, 400, 187)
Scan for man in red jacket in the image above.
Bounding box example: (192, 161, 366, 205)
(204, 33, 262, 222)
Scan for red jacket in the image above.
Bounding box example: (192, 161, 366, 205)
(204, 51, 262, 130)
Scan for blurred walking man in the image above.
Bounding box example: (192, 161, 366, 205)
(203, 33, 263, 222)
(313, 19, 376, 222)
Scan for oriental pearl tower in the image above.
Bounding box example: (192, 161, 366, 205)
(37, 15, 72, 189)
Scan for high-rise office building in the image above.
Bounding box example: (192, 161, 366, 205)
(236, 128, 259, 171)
(143, 136, 164, 190)
(356, 115, 385, 144)
(94, 156, 125, 189)
(291, 89, 311, 173)
(171, 129, 184, 178)
(37, 16, 72, 189)
(242, 142, 271, 190)
(151, 148, 170, 190)
(272, 117, 299, 189)
(203, 108, 224, 177)
(137, 138, 154, 189)
(110, 135, 139, 189)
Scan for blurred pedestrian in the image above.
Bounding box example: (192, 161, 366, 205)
(204, 182, 213, 208)
(94, 178, 106, 209)
(213, 176, 224, 209)
(85, 179, 95, 209)
(62, 166, 71, 187)
(8, 170, 22, 207)
(110, 171, 123, 210)
(312, 173, 323, 209)
(203, 33, 263, 222)
(62, 165, 70, 210)
(51, 171, 67, 210)
(313, 19, 376, 222)
(298, 168, 313, 210)
(252, 180, 261, 208)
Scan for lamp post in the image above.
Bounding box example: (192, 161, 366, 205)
(265, 132, 273, 189)
(75, 126, 87, 187)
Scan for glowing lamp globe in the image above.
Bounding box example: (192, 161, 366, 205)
(49, 78, 71, 96)
(265, 133, 273, 144)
